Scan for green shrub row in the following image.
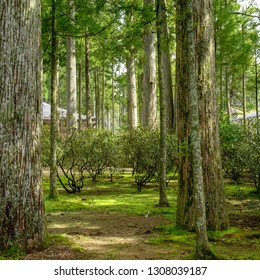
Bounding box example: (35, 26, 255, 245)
(220, 121, 260, 192)
(42, 123, 259, 194)
(42, 128, 178, 193)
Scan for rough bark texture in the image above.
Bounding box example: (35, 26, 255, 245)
(127, 50, 138, 129)
(157, 0, 170, 207)
(0, 0, 46, 253)
(66, 0, 77, 136)
(143, 0, 157, 129)
(176, 0, 228, 231)
(185, 0, 213, 259)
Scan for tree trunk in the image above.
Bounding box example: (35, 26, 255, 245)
(50, 0, 59, 199)
(127, 50, 138, 129)
(176, 0, 228, 232)
(242, 24, 246, 130)
(78, 63, 82, 131)
(225, 66, 232, 121)
(137, 57, 144, 125)
(185, 0, 213, 259)
(157, 0, 170, 207)
(101, 65, 105, 129)
(0, 0, 46, 253)
(111, 64, 115, 133)
(66, 0, 77, 136)
(95, 68, 101, 128)
(143, 0, 157, 129)
(156, 0, 174, 130)
(255, 48, 259, 135)
(85, 34, 92, 128)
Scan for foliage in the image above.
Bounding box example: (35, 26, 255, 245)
(220, 120, 260, 192)
(121, 128, 178, 190)
(56, 129, 123, 193)
(215, 0, 259, 117)
(75, 129, 123, 181)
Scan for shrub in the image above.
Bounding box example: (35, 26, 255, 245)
(76, 129, 123, 181)
(220, 121, 246, 181)
(56, 134, 85, 193)
(220, 121, 260, 193)
(121, 128, 178, 191)
(56, 129, 123, 193)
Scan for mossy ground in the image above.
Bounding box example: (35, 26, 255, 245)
(21, 174, 260, 259)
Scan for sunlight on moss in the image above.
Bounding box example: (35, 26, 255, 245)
(41, 175, 260, 260)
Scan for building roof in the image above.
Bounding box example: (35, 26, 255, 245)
(233, 111, 258, 121)
(42, 102, 86, 120)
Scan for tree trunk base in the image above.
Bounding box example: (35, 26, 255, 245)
(195, 246, 218, 260)
(158, 201, 171, 207)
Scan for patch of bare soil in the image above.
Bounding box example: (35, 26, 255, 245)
(23, 198, 260, 260)
(24, 212, 176, 260)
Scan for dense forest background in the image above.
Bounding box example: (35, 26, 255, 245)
(42, 0, 259, 129)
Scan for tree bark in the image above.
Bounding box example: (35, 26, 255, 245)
(143, 0, 157, 129)
(156, 0, 174, 130)
(66, 0, 77, 136)
(94, 67, 100, 128)
(85, 34, 92, 128)
(0, 0, 46, 253)
(111, 64, 115, 133)
(101, 65, 105, 129)
(157, 0, 170, 207)
(127, 50, 138, 129)
(185, 0, 213, 259)
(78, 63, 82, 131)
(255, 48, 259, 135)
(95, 68, 101, 128)
(176, 0, 228, 231)
(225, 66, 232, 121)
(241, 23, 246, 130)
(50, 0, 59, 199)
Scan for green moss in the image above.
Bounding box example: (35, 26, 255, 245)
(0, 245, 26, 260)
(42, 175, 260, 260)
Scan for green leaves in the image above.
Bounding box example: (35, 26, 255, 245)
(121, 128, 178, 190)
(220, 121, 260, 191)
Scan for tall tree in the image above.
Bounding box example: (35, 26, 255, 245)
(0, 0, 46, 253)
(111, 64, 116, 133)
(143, 0, 157, 129)
(255, 47, 259, 135)
(156, 0, 174, 130)
(176, 0, 228, 231)
(85, 34, 92, 127)
(127, 48, 138, 129)
(157, 0, 170, 207)
(49, 0, 59, 199)
(182, 0, 214, 259)
(94, 67, 101, 128)
(66, 0, 77, 135)
(78, 63, 83, 130)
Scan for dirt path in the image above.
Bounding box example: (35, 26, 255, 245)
(24, 211, 178, 260)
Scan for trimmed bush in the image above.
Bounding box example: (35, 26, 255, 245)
(121, 128, 178, 191)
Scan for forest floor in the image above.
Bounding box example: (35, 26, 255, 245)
(23, 174, 260, 260)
